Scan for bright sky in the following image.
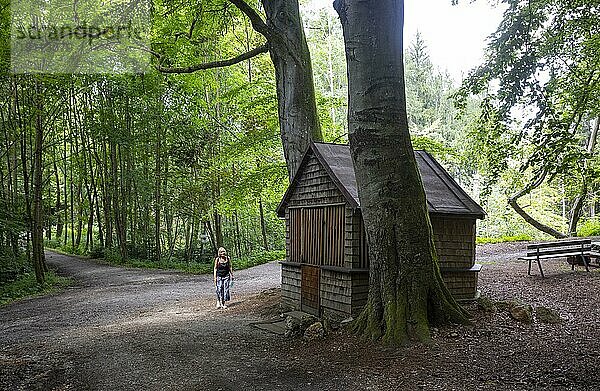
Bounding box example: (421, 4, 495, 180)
(307, 0, 507, 83)
(405, 0, 506, 82)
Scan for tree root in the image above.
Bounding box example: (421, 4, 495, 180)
(353, 276, 470, 346)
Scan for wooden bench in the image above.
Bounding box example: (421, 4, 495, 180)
(591, 242, 600, 265)
(520, 239, 592, 277)
(591, 247, 600, 266)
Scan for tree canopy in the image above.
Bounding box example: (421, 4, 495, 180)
(456, 0, 600, 237)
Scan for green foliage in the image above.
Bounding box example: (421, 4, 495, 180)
(464, 98, 514, 200)
(0, 271, 72, 306)
(0, 249, 27, 278)
(233, 250, 285, 270)
(456, 0, 600, 236)
(1, 63, 288, 268)
(411, 135, 457, 161)
(303, 7, 348, 142)
(476, 234, 532, 245)
(101, 249, 285, 275)
(0, 194, 26, 245)
(577, 219, 600, 237)
(0, 0, 9, 75)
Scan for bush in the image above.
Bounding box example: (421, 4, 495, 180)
(103, 247, 123, 264)
(89, 245, 105, 259)
(45, 239, 62, 249)
(578, 219, 600, 237)
(0, 248, 27, 272)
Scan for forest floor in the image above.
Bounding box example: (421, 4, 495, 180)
(1, 241, 600, 390)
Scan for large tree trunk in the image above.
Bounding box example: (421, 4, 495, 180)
(334, 0, 468, 344)
(161, 0, 323, 178)
(254, 0, 324, 177)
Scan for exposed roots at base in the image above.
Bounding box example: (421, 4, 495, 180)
(352, 282, 470, 346)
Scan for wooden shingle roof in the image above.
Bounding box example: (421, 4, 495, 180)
(277, 142, 485, 219)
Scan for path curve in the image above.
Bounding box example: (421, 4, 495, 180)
(0, 251, 294, 391)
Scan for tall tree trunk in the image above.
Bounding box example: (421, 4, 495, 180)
(16, 80, 32, 264)
(234, 210, 242, 257)
(53, 158, 63, 239)
(258, 199, 269, 251)
(19, 121, 32, 265)
(115, 144, 128, 260)
(326, 12, 336, 127)
(155, 125, 162, 262)
(82, 143, 94, 251)
(75, 181, 83, 247)
(63, 128, 68, 244)
(205, 220, 217, 255)
(262, 0, 323, 178)
(110, 142, 127, 259)
(101, 142, 113, 249)
(45, 185, 52, 240)
(89, 138, 104, 247)
(32, 81, 46, 283)
(213, 210, 223, 248)
(334, 0, 468, 344)
(69, 169, 74, 247)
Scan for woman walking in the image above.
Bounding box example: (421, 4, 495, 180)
(214, 247, 234, 309)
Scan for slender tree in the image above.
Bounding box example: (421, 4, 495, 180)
(31, 79, 47, 283)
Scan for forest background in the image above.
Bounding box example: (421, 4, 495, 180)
(1, 0, 599, 300)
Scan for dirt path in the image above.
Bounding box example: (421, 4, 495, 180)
(0, 251, 301, 391)
(2, 243, 600, 390)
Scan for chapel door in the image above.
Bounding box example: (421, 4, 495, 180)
(301, 264, 320, 316)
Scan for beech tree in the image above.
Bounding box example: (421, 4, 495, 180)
(155, 0, 323, 177)
(333, 0, 468, 344)
(456, 0, 600, 238)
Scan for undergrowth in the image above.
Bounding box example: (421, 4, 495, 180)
(0, 271, 72, 306)
(66, 247, 285, 275)
(578, 219, 600, 237)
(476, 234, 532, 245)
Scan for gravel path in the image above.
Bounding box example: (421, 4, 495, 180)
(1, 251, 292, 391)
(2, 242, 600, 390)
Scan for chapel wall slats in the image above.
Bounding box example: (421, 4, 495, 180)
(289, 205, 345, 267)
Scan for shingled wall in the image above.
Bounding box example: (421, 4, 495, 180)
(281, 151, 481, 318)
